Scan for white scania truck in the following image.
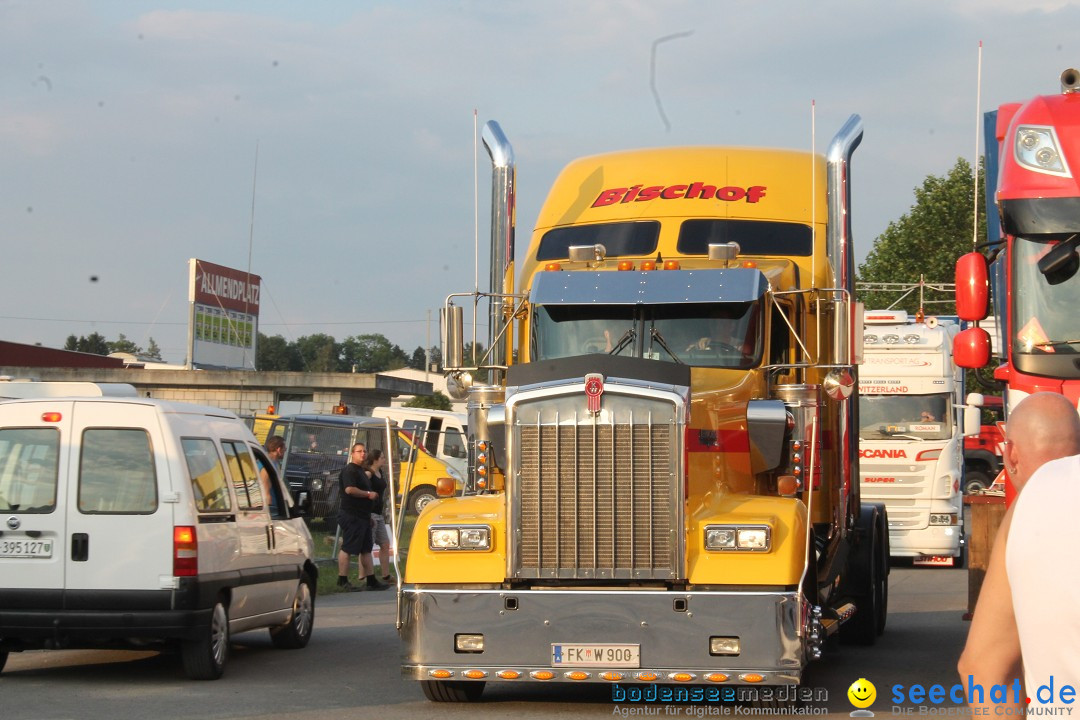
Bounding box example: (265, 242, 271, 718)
(858, 310, 966, 567)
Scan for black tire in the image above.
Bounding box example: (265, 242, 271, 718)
(409, 487, 437, 515)
(0, 649, 7, 674)
(964, 470, 991, 495)
(421, 680, 485, 702)
(841, 505, 883, 646)
(271, 574, 315, 649)
(875, 518, 889, 636)
(182, 599, 229, 680)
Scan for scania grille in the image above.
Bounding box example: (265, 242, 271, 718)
(512, 402, 680, 581)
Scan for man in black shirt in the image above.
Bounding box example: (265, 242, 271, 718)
(337, 443, 389, 591)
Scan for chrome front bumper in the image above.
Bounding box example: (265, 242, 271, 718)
(400, 585, 807, 685)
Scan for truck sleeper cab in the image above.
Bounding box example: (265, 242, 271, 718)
(0, 394, 317, 680)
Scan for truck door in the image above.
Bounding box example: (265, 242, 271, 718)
(66, 402, 173, 592)
(0, 400, 70, 594)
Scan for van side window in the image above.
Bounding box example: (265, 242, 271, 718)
(222, 440, 263, 510)
(182, 438, 232, 513)
(79, 429, 157, 514)
(444, 428, 466, 459)
(0, 428, 60, 513)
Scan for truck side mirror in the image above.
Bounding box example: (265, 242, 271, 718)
(442, 305, 465, 369)
(963, 404, 982, 436)
(954, 327, 991, 369)
(956, 252, 990, 321)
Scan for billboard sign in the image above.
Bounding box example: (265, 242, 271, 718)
(187, 258, 261, 370)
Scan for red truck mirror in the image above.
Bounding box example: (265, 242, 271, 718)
(956, 252, 990, 321)
(954, 326, 991, 369)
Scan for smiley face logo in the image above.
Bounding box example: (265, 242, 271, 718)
(847, 678, 877, 709)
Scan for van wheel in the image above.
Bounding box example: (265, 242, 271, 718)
(964, 471, 990, 494)
(421, 680, 485, 702)
(183, 600, 229, 680)
(271, 574, 315, 649)
(409, 487, 437, 515)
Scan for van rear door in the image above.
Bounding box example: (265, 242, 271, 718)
(0, 400, 70, 594)
(66, 402, 173, 592)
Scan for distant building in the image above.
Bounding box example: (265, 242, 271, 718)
(377, 366, 464, 413)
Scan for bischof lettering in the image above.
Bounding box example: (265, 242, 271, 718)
(591, 183, 767, 208)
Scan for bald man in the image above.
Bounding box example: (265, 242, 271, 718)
(958, 392, 1080, 713)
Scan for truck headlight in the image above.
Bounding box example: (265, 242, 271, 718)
(1015, 125, 1072, 177)
(704, 525, 771, 552)
(429, 525, 491, 550)
(929, 513, 958, 526)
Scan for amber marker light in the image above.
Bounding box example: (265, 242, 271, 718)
(436, 477, 456, 497)
(463, 670, 488, 679)
(742, 260, 758, 268)
(496, 670, 521, 680)
(530, 670, 556, 680)
(41, 412, 62, 423)
(670, 672, 696, 682)
(640, 260, 657, 271)
(705, 673, 730, 683)
(741, 673, 765, 683)
(566, 671, 591, 681)
(545, 262, 562, 271)
(777, 476, 800, 496)
(617, 260, 635, 271)
(636, 672, 659, 682)
(429, 669, 453, 679)
(600, 671, 624, 682)
(664, 260, 681, 270)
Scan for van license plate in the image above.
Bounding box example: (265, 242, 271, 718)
(0, 539, 54, 558)
(913, 555, 954, 567)
(552, 643, 640, 667)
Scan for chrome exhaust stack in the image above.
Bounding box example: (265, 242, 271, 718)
(481, 121, 516, 386)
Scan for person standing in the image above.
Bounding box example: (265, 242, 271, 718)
(258, 435, 285, 502)
(337, 443, 389, 591)
(958, 392, 1080, 713)
(365, 448, 393, 583)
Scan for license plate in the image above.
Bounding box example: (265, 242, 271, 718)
(0, 538, 54, 558)
(552, 643, 640, 667)
(914, 555, 954, 567)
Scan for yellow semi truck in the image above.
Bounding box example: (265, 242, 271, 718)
(398, 117, 888, 702)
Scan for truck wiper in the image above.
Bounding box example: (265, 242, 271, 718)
(608, 327, 636, 356)
(1034, 339, 1080, 349)
(649, 327, 684, 364)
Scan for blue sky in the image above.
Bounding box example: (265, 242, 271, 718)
(2, 0, 1078, 363)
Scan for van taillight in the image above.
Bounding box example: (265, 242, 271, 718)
(173, 525, 198, 576)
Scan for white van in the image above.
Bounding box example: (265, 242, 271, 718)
(0, 392, 316, 680)
(370, 407, 468, 477)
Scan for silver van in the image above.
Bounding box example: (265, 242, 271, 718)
(0, 393, 317, 680)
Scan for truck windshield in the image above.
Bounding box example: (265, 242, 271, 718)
(1012, 236, 1080, 368)
(532, 301, 761, 368)
(858, 394, 952, 441)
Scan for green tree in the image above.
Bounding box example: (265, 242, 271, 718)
(408, 345, 443, 372)
(145, 338, 163, 361)
(257, 333, 297, 371)
(341, 334, 408, 373)
(857, 157, 987, 315)
(64, 332, 110, 355)
(403, 391, 453, 411)
(107, 333, 141, 355)
(293, 333, 339, 372)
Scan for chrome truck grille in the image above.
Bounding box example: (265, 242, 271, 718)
(509, 388, 684, 581)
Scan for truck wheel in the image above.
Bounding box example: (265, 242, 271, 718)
(271, 573, 315, 649)
(841, 505, 883, 646)
(875, 517, 889, 636)
(964, 471, 991, 495)
(0, 649, 7, 674)
(409, 487, 437, 515)
(421, 680, 485, 702)
(182, 599, 229, 680)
